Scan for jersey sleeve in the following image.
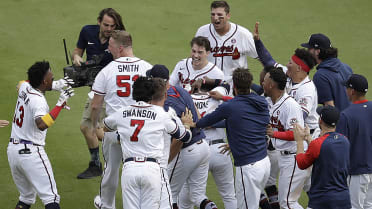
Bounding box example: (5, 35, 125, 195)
(169, 61, 181, 87)
(164, 113, 191, 143)
(285, 102, 305, 130)
(297, 87, 316, 116)
(313, 73, 333, 104)
(33, 98, 49, 119)
(76, 26, 87, 50)
(92, 67, 107, 95)
(296, 136, 323, 169)
(241, 26, 258, 59)
(103, 112, 118, 131)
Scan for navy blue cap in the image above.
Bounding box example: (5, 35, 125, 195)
(301, 33, 331, 49)
(316, 105, 340, 126)
(344, 74, 368, 93)
(146, 64, 169, 80)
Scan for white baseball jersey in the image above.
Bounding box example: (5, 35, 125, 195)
(267, 93, 305, 152)
(169, 58, 224, 91)
(191, 86, 227, 142)
(92, 56, 152, 115)
(285, 76, 319, 130)
(11, 82, 48, 146)
(195, 22, 258, 87)
(104, 101, 189, 161)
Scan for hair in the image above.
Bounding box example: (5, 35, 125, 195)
(132, 76, 154, 102)
(318, 47, 338, 60)
(97, 8, 126, 30)
(151, 78, 167, 102)
(27, 61, 50, 89)
(269, 67, 287, 90)
(232, 68, 253, 94)
(263, 66, 276, 74)
(211, 1, 230, 13)
(190, 36, 211, 52)
(294, 48, 316, 70)
(111, 30, 132, 47)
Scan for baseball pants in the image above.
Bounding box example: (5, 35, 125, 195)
(168, 139, 210, 208)
(266, 149, 280, 187)
(278, 154, 311, 209)
(160, 167, 173, 209)
(122, 161, 162, 209)
(7, 143, 60, 205)
(349, 174, 372, 209)
(100, 132, 122, 209)
(235, 156, 270, 209)
(208, 142, 237, 208)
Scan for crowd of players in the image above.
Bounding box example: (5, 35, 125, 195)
(4, 1, 372, 209)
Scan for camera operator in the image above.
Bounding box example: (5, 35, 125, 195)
(73, 8, 126, 179)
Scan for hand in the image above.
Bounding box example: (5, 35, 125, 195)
(181, 108, 195, 128)
(208, 91, 223, 100)
(52, 76, 75, 91)
(253, 22, 260, 41)
(73, 54, 83, 66)
(219, 143, 230, 155)
(0, 120, 9, 128)
(266, 124, 274, 137)
(293, 123, 306, 142)
(56, 87, 75, 108)
(304, 124, 313, 144)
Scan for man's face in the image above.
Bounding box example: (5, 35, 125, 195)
(44, 69, 54, 91)
(262, 72, 272, 96)
(308, 48, 319, 60)
(210, 7, 230, 31)
(98, 14, 116, 38)
(286, 57, 298, 79)
(191, 43, 209, 68)
(108, 37, 120, 59)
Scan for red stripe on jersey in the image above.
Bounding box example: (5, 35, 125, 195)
(296, 133, 329, 169)
(92, 89, 106, 95)
(26, 88, 43, 97)
(130, 105, 152, 108)
(353, 99, 368, 104)
(168, 86, 181, 98)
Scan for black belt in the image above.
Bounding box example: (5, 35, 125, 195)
(10, 138, 41, 146)
(209, 139, 225, 145)
(280, 150, 296, 155)
(124, 157, 158, 163)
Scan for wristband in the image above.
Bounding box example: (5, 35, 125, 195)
(41, 106, 63, 127)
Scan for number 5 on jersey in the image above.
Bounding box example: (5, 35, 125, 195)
(130, 119, 145, 142)
(116, 75, 139, 97)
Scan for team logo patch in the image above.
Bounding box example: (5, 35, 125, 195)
(276, 110, 280, 115)
(231, 38, 236, 43)
(290, 118, 298, 125)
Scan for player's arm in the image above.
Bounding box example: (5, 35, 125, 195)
(253, 22, 277, 67)
(72, 48, 84, 66)
(37, 88, 75, 131)
(294, 126, 322, 169)
(0, 120, 9, 128)
(102, 114, 117, 133)
(313, 73, 334, 106)
(195, 102, 228, 129)
(90, 94, 105, 130)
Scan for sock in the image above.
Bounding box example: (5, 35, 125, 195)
(259, 193, 272, 209)
(265, 185, 280, 209)
(45, 202, 60, 209)
(89, 147, 100, 166)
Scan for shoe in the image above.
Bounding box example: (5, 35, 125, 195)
(94, 195, 102, 209)
(77, 161, 102, 179)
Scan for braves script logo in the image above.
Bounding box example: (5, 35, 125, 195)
(211, 45, 240, 60)
(270, 116, 285, 132)
(178, 72, 197, 87)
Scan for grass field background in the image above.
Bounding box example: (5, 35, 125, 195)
(1, 0, 371, 208)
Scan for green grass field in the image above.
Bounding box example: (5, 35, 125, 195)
(1, 0, 371, 208)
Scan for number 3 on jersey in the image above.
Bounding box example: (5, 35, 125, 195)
(130, 119, 145, 142)
(116, 75, 139, 97)
(13, 101, 24, 128)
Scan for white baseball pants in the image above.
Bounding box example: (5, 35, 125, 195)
(349, 173, 372, 209)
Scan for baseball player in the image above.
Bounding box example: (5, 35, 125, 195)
(263, 68, 311, 209)
(90, 30, 152, 209)
(195, 1, 258, 92)
(336, 74, 372, 209)
(169, 36, 224, 92)
(147, 66, 218, 209)
(73, 8, 126, 179)
(103, 77, 192, 209)
(294, 106, 351, 209)
(8, 61, 74, 209)
(186, 68, 271, 209)
(185, 83, 237, 208)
